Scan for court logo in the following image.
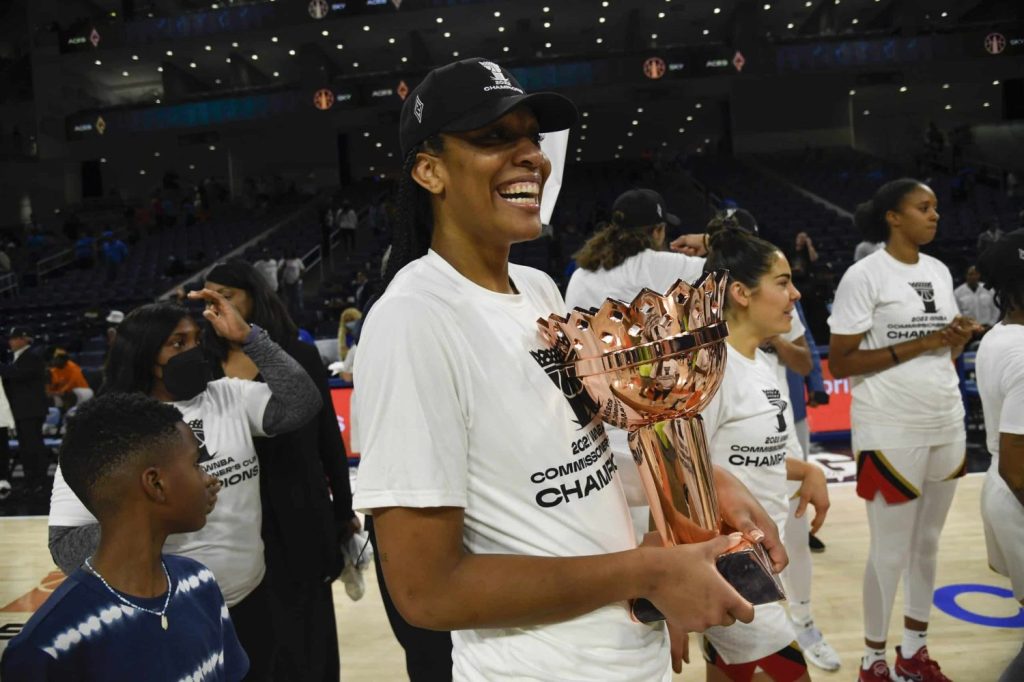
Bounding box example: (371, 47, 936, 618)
(762, 388, 787, 433)
(413, 95, 424, 122)
(1018, 248, 1024, 261)
(909, 281, 937, 313)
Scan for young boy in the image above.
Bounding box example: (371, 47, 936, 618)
(1, 392, 248, 681)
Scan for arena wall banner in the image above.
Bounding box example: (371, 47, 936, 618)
(805, 358, 852, 437)
(330, 387, 357, 459)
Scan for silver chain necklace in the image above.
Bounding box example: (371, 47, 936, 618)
(83, 557, 173, 631)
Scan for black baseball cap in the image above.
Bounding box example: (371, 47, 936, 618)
(399, 57, 578, 157)
(8, 326, 32, 339)
(611, 189, 680, 229)
(977, 228, 1024, 290)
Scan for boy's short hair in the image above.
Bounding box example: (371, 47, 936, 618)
(60, 392, 185, 514)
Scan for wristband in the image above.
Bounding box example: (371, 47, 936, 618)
(888, 346, 900, 365)
(243, 324, 264, 345)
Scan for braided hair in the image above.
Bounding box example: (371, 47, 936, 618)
(382, 135, 444, 288)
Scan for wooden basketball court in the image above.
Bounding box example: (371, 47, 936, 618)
(1, 475, 1020, 680)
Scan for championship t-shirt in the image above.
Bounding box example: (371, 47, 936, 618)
(48, 379, 271, 607)
(353, 250, 670, 681)
(0, 555, 248, 681)
(564, 248, 707, 508)
(976, 322, 1024, 469)
(827, 249, 965, 451)
(702, 345, 792, 532)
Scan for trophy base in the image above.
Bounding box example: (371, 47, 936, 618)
(629, 539, 786, 624)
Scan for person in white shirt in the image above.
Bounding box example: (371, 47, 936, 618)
(46, 297, 322, 681)
(252, 250, 279, 293)
(953, 265, 999, 330)
(854, 240, 884, 261)
(353, 57, 788, 682)
(697, 226, 830, 682)
(336, 201, 357, 252)
(975, 231, 1024, 682)
(828, 178, 978, 682)
(565, 188, 705, 536)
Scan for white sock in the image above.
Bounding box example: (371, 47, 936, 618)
(790, 600, 813, 628)
(901, 630, 927, 657)
(862, 647, 887, 670)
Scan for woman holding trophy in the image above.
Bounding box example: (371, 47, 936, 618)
(351, 57, 787, 680)
(696, 226, 831, 682)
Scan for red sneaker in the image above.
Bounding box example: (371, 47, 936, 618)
(893, 646, 951, 682)
(859, 658, 892, 681)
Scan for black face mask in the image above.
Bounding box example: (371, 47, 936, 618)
(161, 347, 215, 402)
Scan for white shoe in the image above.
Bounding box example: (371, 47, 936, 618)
(339, 562, 365, 601)
(0, 479, 10, 500)
(796, 625, 841, 672)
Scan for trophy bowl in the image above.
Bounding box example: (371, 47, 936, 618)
(538, 271, 785, 621)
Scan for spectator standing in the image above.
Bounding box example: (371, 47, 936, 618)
(854, 239, 884, 262)
(46, 349, 93, 410)
(279, 250, 306, 316)
(954, 265, 1000, 331)
(0, 243, 11, 273)
(352, 270, 375, 313)
(0, 327, 50, 499)
(336, 201, 357, 252)
(252, 250, 279, 293)
(977, 219, 1004, 256)
(74, 233, 96, 269)
(100, 232, 128, 283)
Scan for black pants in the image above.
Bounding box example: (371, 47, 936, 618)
(14, 417, 47, 486)
(268, 573, 339, 682)
(229, 577, 278, 682)
(366, 516, 453, 682)
(0, 427, 10, 481)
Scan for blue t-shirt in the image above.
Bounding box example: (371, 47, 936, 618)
(0, 555, 248, 681)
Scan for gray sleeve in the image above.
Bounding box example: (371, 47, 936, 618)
(49, 524, 100, 575)
(242, 329, 323, 435)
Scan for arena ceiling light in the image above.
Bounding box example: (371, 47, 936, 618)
(251, 54, 259, 60)
(353, 61, 359, 67)
(703, 28, 709, 35)
(544, 21, 551, 28)
(157, 66, 163, 72)
(599, 17, 606, 23)
(363, 25, 370, 31)
(658, 12, 666, 18)
(122, 70, 129, 77)
(714, 7, 721, 13)
(899, 85, 907, 92)
(452, 50, 459, 56)
(166, 50, 173, 56)
(205, 45, 212, 51)
(596, 37, 603, 43)
(787, 22, 794, 28)
(942, 83, 950, 89)
(209, 144, 217, 151)
(94, 59, 102, 65)
(498, 26, 505, 32)
(226, 56, 232, 62)
(494, 10, 501, 17)
(582, 112, 589, 117)
(651, 33, 657, 38)
(190, 61, 197, 68)
(945, 104, 952, 109)
(503, 46, 510, 52)
(336, 44, 344, 49)
(543, 6, 550, 12)
(322, 30, 329, 36)
(983, 102, 990, 107)
(401, 56, 408, 62)
(763, 3, 771, 10)
(435, 17, 443, 23)
(849, 88, 856, 95)
(444, 32, 451, 38)
(993, 80, 1000, 85)
(289, 49, 296, 55)
(131, 54, 139, 61)
(544, 41, 551, 48)
(231, 42, 239, 48)
(271, 37, 278, 43)
(273, 71, 280, 77)
(852, 18, 859, 24)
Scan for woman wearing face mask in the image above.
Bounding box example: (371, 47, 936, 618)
(828, 179, 977, 682)
(697, 227, 830, 682)
(47, 291, 322, 682)
(353, 57, 787, 681)
(202, 258, 358, 682)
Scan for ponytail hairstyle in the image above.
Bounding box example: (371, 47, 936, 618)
(573, 220, 661, 271)
(977, 231, 1024, 320)
(382, 135, 444, 289)
(854, 178, 926, 243)
(703, 223, 782, 313)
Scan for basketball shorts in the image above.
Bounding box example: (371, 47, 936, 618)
(982, 469, 1024, 601)
(856, 440, 966, 504)
(703, 634, 806, 682)
(701, 600, 798, 668)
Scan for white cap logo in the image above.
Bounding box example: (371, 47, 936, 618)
(413, 95, 424, 123)
(480, 61, 523, 94)
(656, 204, 663, 218)
(1019, 247, 1024, 261)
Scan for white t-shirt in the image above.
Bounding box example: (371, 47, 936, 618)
(954, 283, 999, 327)
(564, 249, 706, 509)
(49, 379, 271, 607)
(702, 345, 793, 532)
(564, 249, 706, 313)
(976, 322, 1024, 469)
(280, 258, 304, 285)
(353, 250, 669, 682)
(253, 259, 279, 291)
(827, 249, 965, 451)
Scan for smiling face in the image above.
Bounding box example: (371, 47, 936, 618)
(887, 184, 939, 247)
(416, 106, 552, 250)
(153, 316, 200, 383)
(741, 252, 802, 340)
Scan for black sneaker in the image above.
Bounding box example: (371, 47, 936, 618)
(809, 534, 826, 553)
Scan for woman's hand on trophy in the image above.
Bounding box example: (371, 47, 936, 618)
(713, 466, 789, 574)
(792, 460, 831, 534)
(641, 535, 755, 632)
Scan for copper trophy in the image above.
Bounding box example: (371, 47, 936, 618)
(538, 271, 785, 622)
